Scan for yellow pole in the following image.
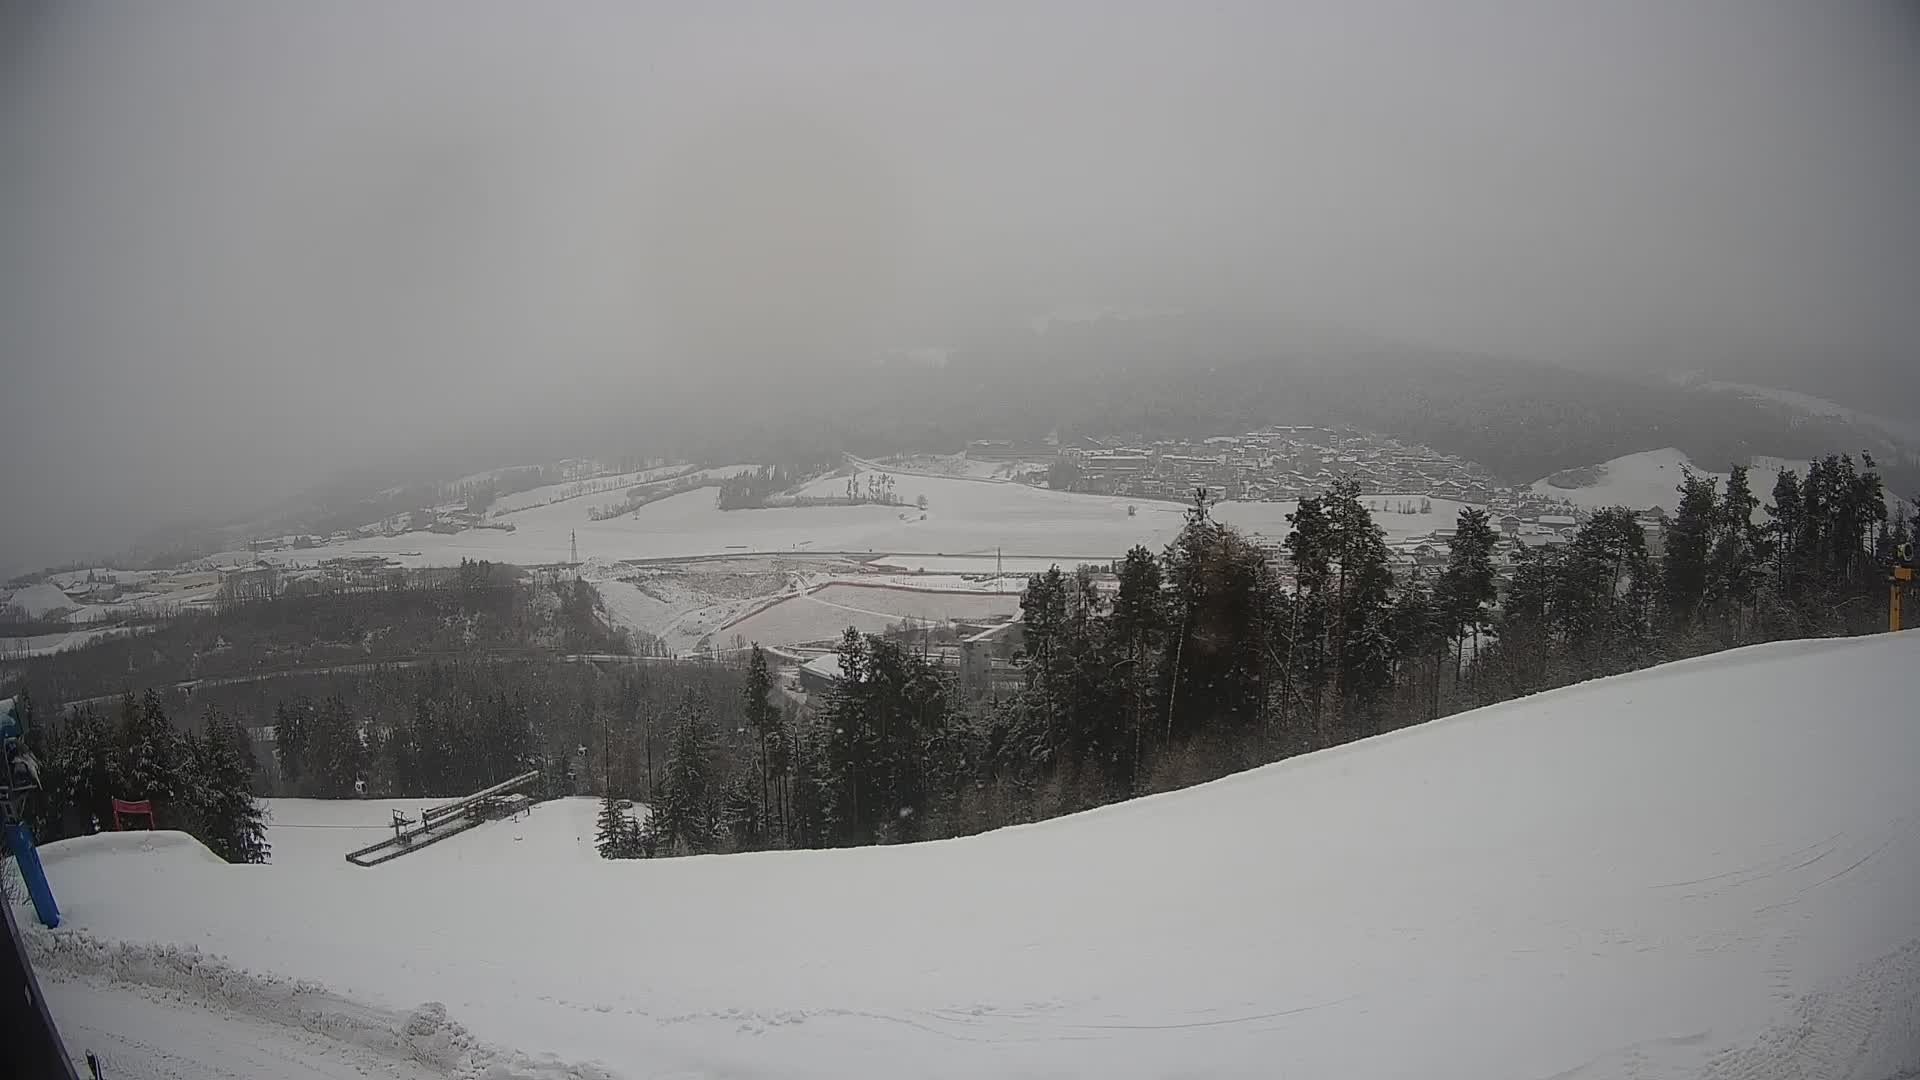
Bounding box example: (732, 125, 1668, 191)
(1894, 566, 1912, 633)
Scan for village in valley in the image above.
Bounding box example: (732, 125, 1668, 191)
(3, 423, 1659, 690)
(971, 424, 1625, 570)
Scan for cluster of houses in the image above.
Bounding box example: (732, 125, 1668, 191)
(792, 614, 1027, 703)
(246, 507, 515, 555)
(1057, 426, 1522, 504)
(1381, 508, 1656, 578)
(39, 567, 224, 609)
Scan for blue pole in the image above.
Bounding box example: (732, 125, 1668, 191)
(5, 823, 59, 929)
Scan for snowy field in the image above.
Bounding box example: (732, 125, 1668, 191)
(719, 583, 1022, 647)
(255, 471, 1473, 571)
(0, 625, 150, 658)
(869, 553, 1087, 574)
(240, 470, 1468, 653)
(593, 563, 1027, 652)
(27, 632, 1920, 1079)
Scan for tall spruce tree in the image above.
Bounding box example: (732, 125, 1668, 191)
(113, 690, 190, 824)
(273, 698, 314, 791)
(1324, 479, 1397, 735)
(654, 695, 716, 855)
(306, 696, 367, 798)
(818, 629, 951, 843)
(1767, 468, 1804, 585)
(1017, 567, 1070, 762)
(1281, 492, 1335, 743)
(1389, 570, 1444, 721)
(741, 645, 783, 845)
(1707, 465, 1767, 625)
(1163, 489, 1273, 741)
(1662, 468, 1719, 624)
(595, 788, 637, 858)
(1108, 546, 1165, 790)
(1435, 506, 1499, 684)
(192, 711, 270, 864)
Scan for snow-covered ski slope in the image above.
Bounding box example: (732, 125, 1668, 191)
(30, 633, 1920, 1079)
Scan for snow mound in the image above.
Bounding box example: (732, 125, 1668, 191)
(37, 829, 230, 868)
(27, 928, 619, 1080)
(4, 582, 75, 617)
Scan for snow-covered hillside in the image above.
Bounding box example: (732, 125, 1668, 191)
(1690, 378, 1920, 446)
(27, 634, 1920, 1079)
(1531, 448, 1810, 514)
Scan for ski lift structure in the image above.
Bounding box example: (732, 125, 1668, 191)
(1891, 541, 1914, 632)
(343, 769, 540, 867)
(1, 698, 60, 928)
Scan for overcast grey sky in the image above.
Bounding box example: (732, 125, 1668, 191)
(3, 1, 1918, 572)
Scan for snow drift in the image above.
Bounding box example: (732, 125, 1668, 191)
(27, 633, 1920, 1078)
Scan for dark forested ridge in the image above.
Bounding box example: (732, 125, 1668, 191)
(15, 566, 635, 708)
(77, 320, 1915, 578)
(662, 342, 1916, 496)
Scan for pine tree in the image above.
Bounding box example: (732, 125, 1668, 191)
(192, 711, 270, 864)
(1767, 468, 1803, 585)
(1435, 506, 1498, 684)
(114, 690, 190, 823)
(742, 645, 782, 846)
(1108, 546, 1165, 790)
(1282, 493, 1335, 743)
(1707, 464, 1766, 626)
(1573, 508, 1660, 669)
(653, 696, 716, 855)
(595, 788, 636, 858)
(817, 629, 952, 843)
(25, 704, 113, 840)
(305, 697, 367, 798)
(273, 698, 313, 791)
(1389, 571, 1444, 721)
(1662, 468, 1719, 623)
(1163, 488, 1273, 741)
(1325, 480, 1397, 735)
(1017, 567, 1069, 762)
(720, 772, 763, 850)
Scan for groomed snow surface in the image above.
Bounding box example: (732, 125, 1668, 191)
(27, 633, 1920, 1079)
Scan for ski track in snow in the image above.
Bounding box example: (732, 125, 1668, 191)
(28, 928, 619, 1080)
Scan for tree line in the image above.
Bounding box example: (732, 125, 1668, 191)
(18, 573, 631, 709)
(20, 689, 268, 863)
(605, 453, 1903, 857)
(714, 460, 835, 510)
(16, 452, 1897, 865)
(15, 656, 755, 863)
